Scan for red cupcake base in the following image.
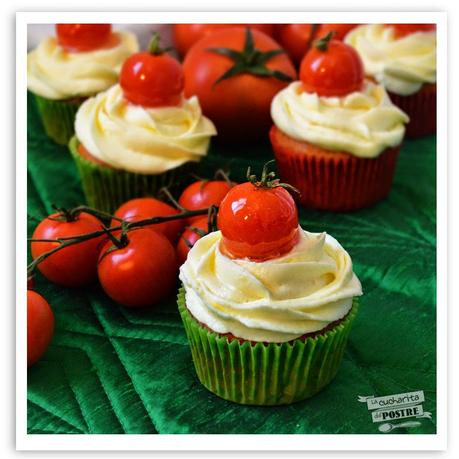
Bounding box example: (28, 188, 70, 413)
(270, 125, 401, 212)
(389, 83, 436, 138)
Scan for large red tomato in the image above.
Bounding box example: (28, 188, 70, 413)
(173, 24, 275, 57)
(31, 211, 105, 287)
(183, 28, 297, 143)
(27, 290, 54, 367)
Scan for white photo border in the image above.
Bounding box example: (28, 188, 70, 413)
(16, 10, 447, 451)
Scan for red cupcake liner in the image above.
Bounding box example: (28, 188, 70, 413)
(388, 83, 436, 138)
(270, 125, 401, 212)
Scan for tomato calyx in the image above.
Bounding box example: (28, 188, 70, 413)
(247, 160, 299, 195)
(147, 32, 173, 56)
(99, 223, 130, 259)
(208, 28, 293, 85)
(313, 31, 335, 52)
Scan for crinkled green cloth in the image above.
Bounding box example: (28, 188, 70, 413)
(27, 95, 436, 434)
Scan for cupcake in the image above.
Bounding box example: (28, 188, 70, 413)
(27, 24, 139, 145)
(70, 36, 216, 212)
(270, 33, 409, 211)
(178, 166, 363, 405)
(345, 24, 436, 138)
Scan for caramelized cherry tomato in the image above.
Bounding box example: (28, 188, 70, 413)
(120, 36, 183, 107)
(299, 34, 364, 97)
(385, 24, 436, 39)
(218, 182, 299, 261)
(56, 24, 113, 52)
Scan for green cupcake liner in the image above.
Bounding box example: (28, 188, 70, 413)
(178, 287, 359, 405)
(33, 93, 83, 146)
(69, 136, 192, 212)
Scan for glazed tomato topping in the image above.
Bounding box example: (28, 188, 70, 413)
(27, 290, 54, 367)
(112, 197, 184, 244)
(178, 180, 233, 224)
(218, 165, 299, 261)
(317, 24, 359, 41)
(56, 24, 114, 52)
(176, 217, 210, 266)
(299, 32, 364, 97)
(120, 34, 183, 107)
(98, 229, 177, 308)
(385, 24, 436, 39)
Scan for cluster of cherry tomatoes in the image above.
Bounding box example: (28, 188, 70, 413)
(27, 177, 233, 366)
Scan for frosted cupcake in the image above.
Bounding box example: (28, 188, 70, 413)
(70, 36, 216, 212)
(270, 33, 409, 211)
(27, 24, 139, 144)
(345, 24, 436, 137)
(178, 166, 363, 405)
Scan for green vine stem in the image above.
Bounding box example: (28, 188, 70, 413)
(247, 160, 300, 195)
(27, 206, 215, 277)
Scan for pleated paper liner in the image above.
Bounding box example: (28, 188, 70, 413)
(69, 136, 191, 213)
(32, 92, 84, 146)
(388, 83, 436, 138)
(270, 125, 401, 212)
(177, 287, 359, 406)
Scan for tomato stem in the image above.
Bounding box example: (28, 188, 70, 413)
(314, 31, 335, 52)
(208, 28, 293, 85)
(147, 32, 172, 56)
(247, 160, 300, 195)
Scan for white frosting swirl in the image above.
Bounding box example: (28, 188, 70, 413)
(179, 229, 363, 343)
(27, 32, 139, 99)
(271, 80, 408, 158)
(75, 84, 217, 174)
(345, 24, 436, 96)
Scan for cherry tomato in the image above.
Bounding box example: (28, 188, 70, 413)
(218, 181, 299, 261)
(176, 217, 210, 266)
(27, 290, 54, 367)
(56, 24, 114, 52)
(183, 28, 296, 143)
(178, 180, 233, 224)
(98, 229, 177, 308)
(317, 24, 359, 41)
(120, 36, 183, 107)
(173, 24, 275, 57)
(276, 24, 318, 65)
(31, 212, 105, 287)
(299, 34, 364, 97)
(111, 197, 184, 243)
(385, 24, 436, 39)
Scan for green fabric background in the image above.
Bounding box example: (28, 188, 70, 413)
(27, 94, 436, 435)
